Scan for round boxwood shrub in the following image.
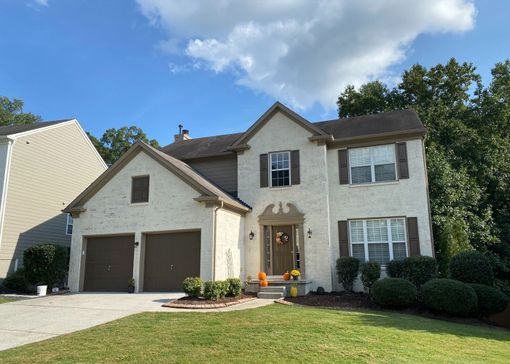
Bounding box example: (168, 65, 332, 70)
(449, 251, 494, 286)
(2, 268, 29, 293)
(182, 277, 202, 297)
(360, 261, 381, 293)
(23, 244, 69, 288)
(225, 278, 242, 297)
(203, 280, 228, 301)
(404, 256, 438, 289)
(372, 278, 417, 308)
(468, 283, 509, 316)
(422, 278, 477, 316)
(387, 259, 405, 278)
(336, 257, 360, 292)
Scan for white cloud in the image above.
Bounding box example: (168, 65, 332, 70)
(33, 0, 49, 6)
(136, 0, 476, 110)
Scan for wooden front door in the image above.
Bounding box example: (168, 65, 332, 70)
(272, 225, 294, 275)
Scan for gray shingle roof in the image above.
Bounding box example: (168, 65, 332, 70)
(162, 109, 425, 160)
(0, 119, 73, 136)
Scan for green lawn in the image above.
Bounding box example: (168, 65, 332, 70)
(0, 296, 14, 304)
(0, 304, 508, 363)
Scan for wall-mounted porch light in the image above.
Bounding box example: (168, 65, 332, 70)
(134, 241, 140, 248)
(249, 231, 255, 240)
(307, 228, 312, 238)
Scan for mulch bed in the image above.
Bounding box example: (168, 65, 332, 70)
(163, 293, 256, 309)
(285, 292, 508, 329)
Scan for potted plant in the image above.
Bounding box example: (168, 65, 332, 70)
(128, 278, 135, 293)
(290, 269, 301, 281)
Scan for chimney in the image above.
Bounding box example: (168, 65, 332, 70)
(174, 124, 192, 142)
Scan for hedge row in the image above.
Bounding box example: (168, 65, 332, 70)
(182, 277, 242, 300)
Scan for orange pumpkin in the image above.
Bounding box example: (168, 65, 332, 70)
(283, 272, 290, 281)
(258, 271, 267, 281)
(260, 279, 269, 287)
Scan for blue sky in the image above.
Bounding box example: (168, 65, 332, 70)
(0, 0, 508, 146)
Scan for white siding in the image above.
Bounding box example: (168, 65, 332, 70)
(0, 122, 106, 278)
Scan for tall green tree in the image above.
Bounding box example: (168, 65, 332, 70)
(90, 126, 160, 166)
(337, 58, 509, 282)
(0, 96, 41, 126)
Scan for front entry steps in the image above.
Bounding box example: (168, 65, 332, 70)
(257, 286, 286, 299)
(245, 278, 313, 297)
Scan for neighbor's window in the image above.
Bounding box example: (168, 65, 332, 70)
(66, 214, 73, 235)
(270, 151, 290, 187)
(349, 145, 396, 184)
(349, 218, 407, 265)
(131, 175, 150, 203)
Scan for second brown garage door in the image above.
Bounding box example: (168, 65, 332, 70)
(143, 231, 201, 292)
(84, 235, 134, 292)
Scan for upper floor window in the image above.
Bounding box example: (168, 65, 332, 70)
(131, 175, 150, 203)
(349, 145, 396, 184)
(270, 151, 290, 187)
(66, 214, 73, 235)
(350, 218, 407, 265)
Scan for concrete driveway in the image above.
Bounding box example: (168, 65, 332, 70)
(0, 292, 184, 351)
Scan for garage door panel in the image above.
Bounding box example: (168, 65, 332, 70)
(84, 235, 134, 292)
(144, 231, 200, 292)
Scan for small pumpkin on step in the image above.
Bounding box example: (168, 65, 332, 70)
(260, 279, 269, 287)
(283, 271, 290, 281)
(258, 271, 267, 281)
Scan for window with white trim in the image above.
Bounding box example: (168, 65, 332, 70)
(349, 218, 407, 265)
(349, 144, 396, 184)
(270, 151, 291, 187)
(66, 214, 73, 235)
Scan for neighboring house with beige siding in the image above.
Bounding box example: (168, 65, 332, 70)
(66, 102, 433, 296)
(0, 120, 107, 279)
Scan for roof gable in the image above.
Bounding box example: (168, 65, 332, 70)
(64, 141, 250, 216)
(229, 102, 330, 151)
(0, 119, 74, 137)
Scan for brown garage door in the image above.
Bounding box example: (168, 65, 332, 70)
(84, 235, 134, 292)
(144, 231, 200, 292)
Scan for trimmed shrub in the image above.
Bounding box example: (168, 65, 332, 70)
(387, 259, 406, 278)
(182, 277, 202, 297)
(336, 257, 360, 292)
(449, 251, 494, 286)
(422, 279, 477, 316)
(225, 278, 242, 297)
(360, 261, 380, 293)
(468, 283, 509, 316)
(372, 278, 417, 308)
(404, 256, 438, 289)
(203, 280, 228, 301)
(23, 244, 68, 288)
(2, 268, 29, 293)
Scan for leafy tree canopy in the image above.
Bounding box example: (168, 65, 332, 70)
(0, 96, 41, 126)
(90, 126, 160, 166)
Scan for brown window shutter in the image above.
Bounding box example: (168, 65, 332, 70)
(338, 221, 349, 257)
(407, 217, 421, 256)
(338, 149, 349, 184)
(260, 154, 268, 188)
(291, 150, 300, 185)
(396, 142, 409, 179)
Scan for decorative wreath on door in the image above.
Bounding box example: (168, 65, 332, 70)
(275, 231, 290, 245)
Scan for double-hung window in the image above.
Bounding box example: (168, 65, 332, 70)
(349, 145, 396, 184)
(66, 214, 73, 235)
(349, 218, 407, 265)
(270, 151, 290, 187)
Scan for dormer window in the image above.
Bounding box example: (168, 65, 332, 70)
(270, 151, 291, 187)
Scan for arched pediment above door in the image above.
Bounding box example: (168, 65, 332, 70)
(258, 202, 305, 225)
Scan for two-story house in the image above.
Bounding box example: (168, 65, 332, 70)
(65, 102, 433, 294)
(0, 120, 107, 280)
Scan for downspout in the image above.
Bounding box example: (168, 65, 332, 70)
(212, 200, 223, 281)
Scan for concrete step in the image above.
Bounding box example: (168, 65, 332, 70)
(257, 291, 284, 299)
(259, 286, 286, 293)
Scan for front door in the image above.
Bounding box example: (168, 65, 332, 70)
(272, 225, 294, 275)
